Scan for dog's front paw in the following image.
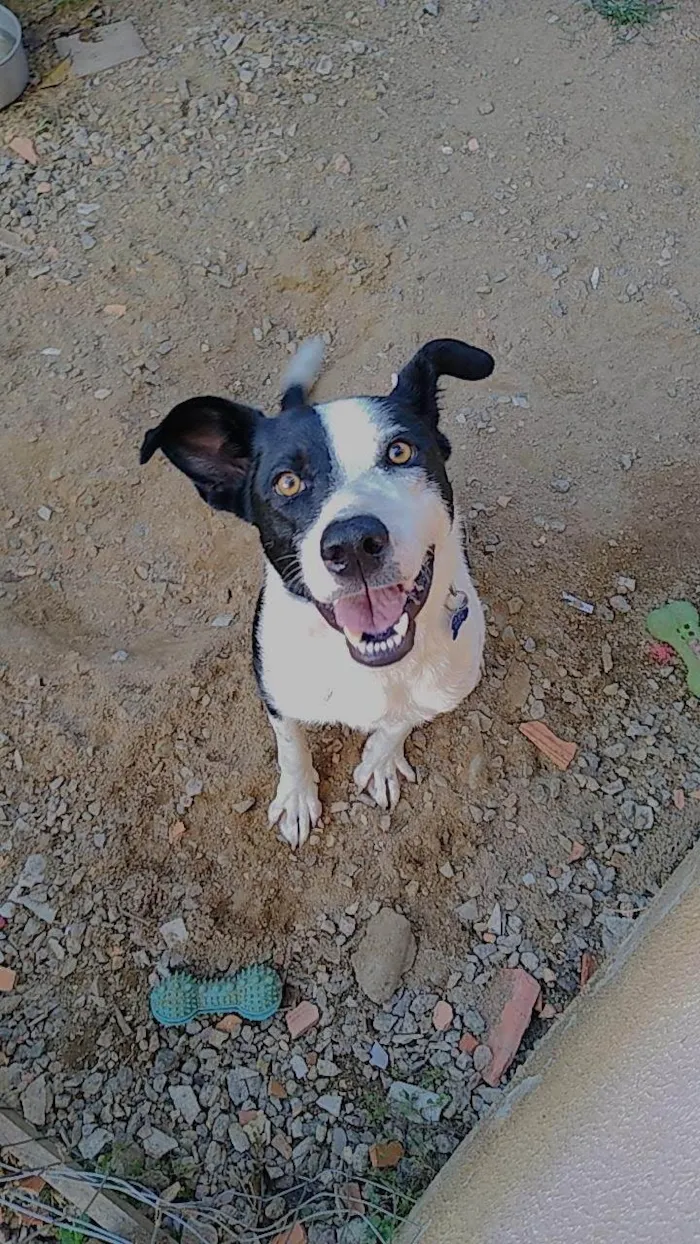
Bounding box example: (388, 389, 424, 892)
(354, 737, 415, 811)
(268, 772, 321, 849)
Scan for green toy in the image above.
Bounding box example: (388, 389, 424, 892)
(646, 600, 700, 698)
(150, 964, 283, 1027)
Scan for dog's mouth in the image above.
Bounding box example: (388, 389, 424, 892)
(315, 549, 434, 667)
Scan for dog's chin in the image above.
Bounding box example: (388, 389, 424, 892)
(314, 548, 434, 668)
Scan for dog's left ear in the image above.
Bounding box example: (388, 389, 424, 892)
(140, 396, 263, 520)
(393, 338, 494, 428)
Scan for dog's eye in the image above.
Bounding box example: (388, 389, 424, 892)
(274, 470, 305, 498)
(387, 440, 415, 466)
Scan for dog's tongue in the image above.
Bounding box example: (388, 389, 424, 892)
(334, 585, 406, 635)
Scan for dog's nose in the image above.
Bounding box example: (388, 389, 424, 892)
(321, 514, 390, 578)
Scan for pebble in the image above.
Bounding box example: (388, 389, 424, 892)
(21, 1074, 48, 1126)
(286, 1000, 320, 1038)
(142, 1128, 178, 1159)
(369, 1042, 389, 1069)
(169, 1083, 201, 1125)
(472, 1044, 492, 1073)
(159, 917, 188, 948)
(79, 1128, 112, 1160)
(351, 908, 416, 1004)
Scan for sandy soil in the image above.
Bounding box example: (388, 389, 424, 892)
(2, 0, 699, 1001)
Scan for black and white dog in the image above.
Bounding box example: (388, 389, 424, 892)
(140, 338, 494, 848)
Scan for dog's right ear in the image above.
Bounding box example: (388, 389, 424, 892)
(140, 397, 262, 520)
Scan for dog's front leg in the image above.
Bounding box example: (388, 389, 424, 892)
(267, 714, 321, 849)
(354, 722, 416, 811)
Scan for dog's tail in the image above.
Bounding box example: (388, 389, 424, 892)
(280, 336, 326, 410)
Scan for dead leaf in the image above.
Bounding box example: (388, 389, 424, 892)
(39, 60, 71, 89)
(580, 951, 597, 988)
(519, 721, 577, 771)
(9, 137, 38, 166)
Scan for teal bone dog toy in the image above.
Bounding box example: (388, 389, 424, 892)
(150, 964, 283, 1027)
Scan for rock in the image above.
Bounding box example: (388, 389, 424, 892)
(473, 1044, 493, 1073)
(21, 1074, 48, 1126)
(455, 899, 479, 926)
(211, 614, 233, 627)
(79, 1127, 112, 1160)
(169, 1084, 200, 1125)
(317, 1094, 343, 1118)
(315, 55, 333, 76)
(519, 722, 577, 771)
(388, 1081, 448, 1123)
(482, 968, 541, 1087)
(142, 1128, 177, 1159)
(351, 908, 417, 1004)
(159, 917, 188, 947)
(599, 911, 633, 952)
(369, 1140, 404, 1169)
(503, 661, 531, 713)
(551, 476, 571, 493)
(487, 903, 503, 936)
(227, 1121, 250, 1153)
(609, 595, 631, 614)
(458, 1032, 479, 1054)
(432, 1000, 453, 1031)
(369, 1042, 389, 1069)
(286, 1000, 320, 1038)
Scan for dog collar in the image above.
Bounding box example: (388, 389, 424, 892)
(445, 586, 470, 640)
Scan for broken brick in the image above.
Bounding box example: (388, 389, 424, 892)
(432, 1000, 453, 1031)
(519, 721, 577, 770)
(9, 136, 38, 165)
(482, 967, 540, 1086)
(271, 1225, 306, 1244)
(369, 1140, 404, 1169)
(286, 1000, 320, 1039)
(569, 840, 586, 863)
(215, 1013, 242, 1035)
(458, 1032, 479, 1055)
(673, 789, 685, 811)
(0, 967, 16, 992)
(269, 1078, 287, 1099)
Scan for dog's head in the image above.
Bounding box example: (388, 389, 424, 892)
(141, 339, 494, 668)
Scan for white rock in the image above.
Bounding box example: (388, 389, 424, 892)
(159, 917, 188, 948)
(169, 1084, 201, 1126)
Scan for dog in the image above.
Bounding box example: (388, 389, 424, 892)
(140, 337, 494, 847)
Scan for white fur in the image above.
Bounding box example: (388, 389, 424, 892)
(259, 516, 484, 846)
(280, 336, 326, 398)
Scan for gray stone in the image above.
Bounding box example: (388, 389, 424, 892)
(351, 908, 416, 1004)
(79, 1127, 112, 1161)
(21, 1074, 48, 1127)
(473, 1044, 493, 1073)
(388, 1081, 448, 1123)
(317, 1094, 343, 1118)
(369, 1042, 389, 1069)
(55, 20, 147, 77)
(455, 899, 479, 926)
(142, 1128, 177, 1159)
(227, 1121, 250, 1153)
(169, 1083, 200, 1125)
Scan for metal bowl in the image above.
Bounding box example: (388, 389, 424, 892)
(0, 4, 28, 111)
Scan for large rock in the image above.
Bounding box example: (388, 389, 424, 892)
(352, 908, 416, 1003)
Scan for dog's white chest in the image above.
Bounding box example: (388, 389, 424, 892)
(258, 556, 484, 733)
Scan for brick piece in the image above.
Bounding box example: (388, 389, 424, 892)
(519, 721, 577, 770)
(286, 1001, 320, 1039)
(482, 967, 541, 1086)
(369, 1140, 404, 1169)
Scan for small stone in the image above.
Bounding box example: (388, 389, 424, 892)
(317, 1094, 343, 1118)
(352, 908, 416, 1003)
(94, 388, 111, 400)
(286, 1000, 320, 1039)
(169, 1084, 200, 1126)
(334, 154, 351, 175)
(142, 1129, 177, 1159)
(216, 1013, 242, 1035)
(21, 1075, 48, 1126)
(472, 1044, 492, 1073)
(111, 650, 128, 662)
(590, 266, 601, 290)
(9, 136, 38, 164)
(232, 798, 255, 814)
(79, 1128, 112, 1160)
(104, 303, 127, 317)
(456, 899, 479, 925)
(211, 614, 234, 627)
(478, 102, 494, 115)
(609, 595, 631, 614)
(159, 917, 188, 948)
(432, 1000, 453, 1031)
(487, 903, 502, 936)
(37, 506, 52, 521)
(503, 661, 531, 713)
(551, 476, 571, 493)
(423, 0, 439, 14)
(467, 137, 480, 153)
(369, 1042, 389, 1069)
(315, 55, 333, 75)
(458, 1032, 479, 1054)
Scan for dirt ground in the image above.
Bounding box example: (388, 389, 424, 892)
(2, 0, 700, 1003)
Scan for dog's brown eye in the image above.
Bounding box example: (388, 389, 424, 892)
(274, 470, 304, 498)
(387, 440, 414, 466)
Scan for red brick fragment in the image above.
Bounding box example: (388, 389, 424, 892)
(369, 1140, 404, 1169)
(482, 967, 541, 1086)
(458, 1032, 479, 1055)
(286, 1000, 320, 1039)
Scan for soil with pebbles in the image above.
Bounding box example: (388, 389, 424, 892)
(1, 0, 699, 1238)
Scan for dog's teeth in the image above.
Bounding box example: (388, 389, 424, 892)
(343, 627, 363, 646)
(395, 612, 409, 638)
